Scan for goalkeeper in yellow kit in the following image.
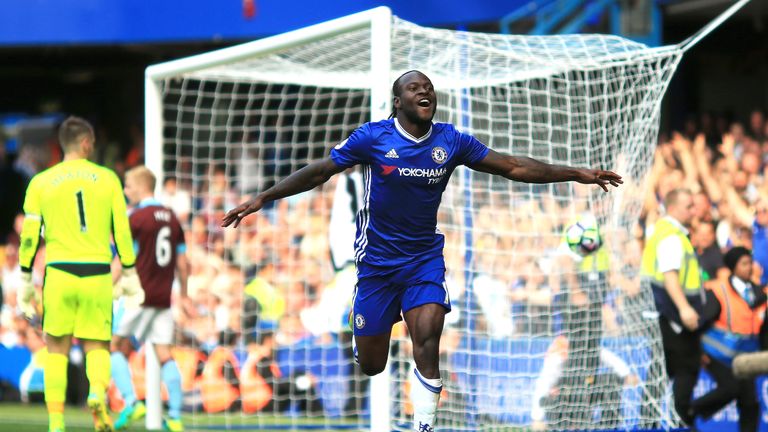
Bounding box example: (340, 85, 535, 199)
(18, 116, 145, 432)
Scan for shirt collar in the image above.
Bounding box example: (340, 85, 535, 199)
(138, 197, 163, 209)
(394, 118, 432, 143)
(663, 215, 689, 236)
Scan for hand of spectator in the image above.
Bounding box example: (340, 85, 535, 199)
(119, 267, 145, 308)
(671, 132, 691, 154)
(679, 304, 699, 331)
(18, 272, 37, 319)
(693, 133, 706, 153)
(222, 196, 264, 228)
(721, 133, 735, 154)
(531, 420, 547, 431)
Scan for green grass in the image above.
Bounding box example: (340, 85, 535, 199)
(0, 402, 149, 432)
(0, 402, 368, 431)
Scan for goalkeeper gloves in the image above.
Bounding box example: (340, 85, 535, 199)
(18, 272, 37, 319)
(119, 267, 145, 308)
(113, 278, 123, 300)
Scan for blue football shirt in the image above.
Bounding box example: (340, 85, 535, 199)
(753, 220, 768, 285)
(330, 118, 489, 268)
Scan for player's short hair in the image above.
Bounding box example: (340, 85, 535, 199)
(58, 116, 95, 152)
(664, 187, 692, 209)
(389, 69, 421, 119)
(125, 165, 157, 192)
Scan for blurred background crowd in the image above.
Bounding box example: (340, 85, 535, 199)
(0, 1, 766, 426)
(1, 106, 767, 410)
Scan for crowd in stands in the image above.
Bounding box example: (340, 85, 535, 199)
(0, 109, 767, 422)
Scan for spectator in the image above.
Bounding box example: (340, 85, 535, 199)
(159, 177, 192, 224)
(0, 141, 48, 243)
(546, 230, 611, 430)
(693, 247, 766, 432)
(723, 192, 768, 285)
(692, 191, 715, 224)
(243, 263, 285, 344)
(748, 110, 765, 143)
(530, 335, 639, 431)
(472, 235, 516, 338)
(240, 331, 323, 415)
(124, 123, 145, 168)
(692, 221, 727, 282)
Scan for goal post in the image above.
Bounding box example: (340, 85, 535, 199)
(144, 7, 396, 431)
(145, 5, 394, 189)
(143, 5, 746, 431)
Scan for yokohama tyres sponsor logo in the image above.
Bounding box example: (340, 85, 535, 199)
(397, 167, 447, 178)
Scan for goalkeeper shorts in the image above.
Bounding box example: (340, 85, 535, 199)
(42, 264, 113, 341)
(351, 255, 450, 336)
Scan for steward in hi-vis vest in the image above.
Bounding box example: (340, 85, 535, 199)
(693, 246, 766, 432)
(641, 216, 705, 326)
(639, 188, 702, 427)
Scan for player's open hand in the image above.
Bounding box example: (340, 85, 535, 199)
(575, 169, 623, 192)
(222, 197, 264, 228)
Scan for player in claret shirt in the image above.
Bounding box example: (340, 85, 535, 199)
(222, 70, 623, 432)
(111, 166, 189, 432)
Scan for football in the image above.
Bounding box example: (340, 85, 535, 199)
(564, 215, 602, 256)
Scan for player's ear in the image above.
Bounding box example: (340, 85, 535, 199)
(81, 136, 93, 155)
(393, 96, 401, 110)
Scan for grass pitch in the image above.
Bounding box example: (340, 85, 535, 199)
(0, 402, 368, 431)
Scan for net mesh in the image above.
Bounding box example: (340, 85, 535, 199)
(154, 15, 683, 431)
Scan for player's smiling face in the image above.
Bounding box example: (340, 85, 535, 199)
(395, 72, 436, 125)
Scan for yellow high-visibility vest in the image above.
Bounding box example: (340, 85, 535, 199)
(640, 217, 702, 293)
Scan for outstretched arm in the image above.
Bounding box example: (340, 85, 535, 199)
(467, 149, 622, 192)
(222, 157, 345, 228)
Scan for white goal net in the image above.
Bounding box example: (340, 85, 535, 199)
(145, 7, 687, 431)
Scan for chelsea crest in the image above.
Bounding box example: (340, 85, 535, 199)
(431, 146, 447, 164)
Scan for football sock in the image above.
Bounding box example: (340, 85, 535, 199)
(111, 351, 137, 407)
(45, 353, 68, 424)
(411, 368, 441, 431)
(162, 360, 183, 419)
(86, 349, 111, 398)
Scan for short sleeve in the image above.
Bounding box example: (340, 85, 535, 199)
(129, 210, 139, 234)
(330, 124, 372, 168)
(173, 213, 187, 254)
(455, 130, 489, 165)
(656, 235, 684, 273)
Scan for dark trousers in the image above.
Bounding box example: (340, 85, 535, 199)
(659, 317, 701, 425)
(547, 300, 607, 430)
(546, 372, 623, 430)
(692, 357, 759, 432)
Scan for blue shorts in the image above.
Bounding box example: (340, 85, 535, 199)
(352, 255, 450, 336)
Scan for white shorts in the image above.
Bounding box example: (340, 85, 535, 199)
(115, 307, 174, 345)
